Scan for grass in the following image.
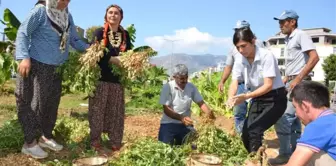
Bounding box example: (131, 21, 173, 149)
(0, 80, 281, 165)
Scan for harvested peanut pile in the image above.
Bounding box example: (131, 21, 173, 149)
(111, 48, 156, 85)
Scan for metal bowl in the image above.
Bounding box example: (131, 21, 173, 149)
(72, 156, 108, 166)
(188, 153, 222, 166)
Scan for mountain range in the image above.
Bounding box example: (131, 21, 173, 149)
(150, 53, 226, 75)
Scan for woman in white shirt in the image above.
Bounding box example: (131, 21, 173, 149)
(227, 27, 287, 153)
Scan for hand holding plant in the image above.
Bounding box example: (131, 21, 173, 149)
(181, 116, 193, 126)
(226, 93, 248, 108)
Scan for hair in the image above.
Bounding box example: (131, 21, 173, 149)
(172, 64, 188, 76)
(290, 81, 330, 108)
(35, 0, 46, 6)
(104, 4, 123, 22)
(102, 4, 126, 51)
(233, 27, 255, 46)
(294, 19, 298, 28)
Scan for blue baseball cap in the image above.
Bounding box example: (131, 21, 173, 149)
(274, 10, 299, 20)
(233, 20, 250, 29)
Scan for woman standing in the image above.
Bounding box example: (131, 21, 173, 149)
(15, 0, 88, 159)
(227, 27, 287, 153)
(89, 4, 131, 153)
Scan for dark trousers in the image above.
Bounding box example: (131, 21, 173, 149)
(158, 123, 192, 145)
(241, 87, 287, 153)
(15, 59, 62, 144)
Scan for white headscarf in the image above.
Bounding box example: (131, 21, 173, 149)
(46, 0, 69, 32)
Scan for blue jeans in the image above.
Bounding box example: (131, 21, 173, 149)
(275, 83, 302, 156)
(233, 83, 248, 134)
(158, 123, 192, 145)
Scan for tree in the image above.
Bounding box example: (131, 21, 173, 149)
(85, 26, 101, 43)
(322, 54, 336, 86)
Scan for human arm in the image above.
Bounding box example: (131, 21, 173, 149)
(69, 14, 90, 52)
(192, 86, 215, 119)
(218, 49, 236, 92)
(232, 53, 277, 104)
(159, 84, 193, 125)
(289, 33, 319, 90)
(218, 66, 233, 93)
(285, 146, 315, 166)
(285, 120, 334, 166)
(15, 7, 44, 77)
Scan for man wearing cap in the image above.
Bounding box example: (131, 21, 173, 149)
(218, 20, 265, 135)
(268, 10, 320, 165)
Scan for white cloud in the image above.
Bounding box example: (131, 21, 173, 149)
(144, 27, 233, 54)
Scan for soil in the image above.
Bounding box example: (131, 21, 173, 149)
(0, 113, 283, 166)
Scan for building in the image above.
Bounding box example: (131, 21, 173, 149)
(267, 27, 336, 81)
(216, 61, 226, 72)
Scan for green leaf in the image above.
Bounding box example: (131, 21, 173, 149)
(2, 8, 21, 41)
(0, 55, 4, 69)
(3, 8, 21, 29)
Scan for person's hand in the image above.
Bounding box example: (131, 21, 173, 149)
(226, 94, 248, 108)
(232, 94, 248, 105)
(282, 76, 288, 84)
(109, 56, 122, 67)
(244, 160, 260, 166)
(288, 78, 300, 91)
(218, 82, 224, 93)
(181, 116, 193, 126)
(18, 58, 31, 77)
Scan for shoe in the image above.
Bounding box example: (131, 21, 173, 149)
(21, 144, 48, 159)
(268, 155, 290, 165)
(39, 138, 63, 151)
(111, 145, 121, 152)
(91, 143, 110, 156)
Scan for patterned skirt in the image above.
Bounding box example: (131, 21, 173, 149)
(88, 81, 125, 147)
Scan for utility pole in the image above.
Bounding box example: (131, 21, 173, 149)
(163, 38, 182, 77)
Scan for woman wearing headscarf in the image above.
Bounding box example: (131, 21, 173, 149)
(88, 4, 131, 154)
(15, 0, 88, 159)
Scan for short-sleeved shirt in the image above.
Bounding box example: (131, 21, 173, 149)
(226, 39, 265, 67)
(284, 29, 316, 76)
(159, 81, 203, 124)
(232, 46, 284, 92)
(297, 110, 336, 160)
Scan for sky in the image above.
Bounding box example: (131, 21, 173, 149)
(0, 0, 335, 56)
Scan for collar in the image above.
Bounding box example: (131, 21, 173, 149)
(242, 46, 261, 65)
(286, 28, 298, 40)
(172, 80, 189, 91)
(318, 109, 335, 118)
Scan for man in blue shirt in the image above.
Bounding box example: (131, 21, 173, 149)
(248, 81, 335, 166)
(280, 81, 335, 165)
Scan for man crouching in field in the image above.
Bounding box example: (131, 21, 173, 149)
(158, 64, 215, 145)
